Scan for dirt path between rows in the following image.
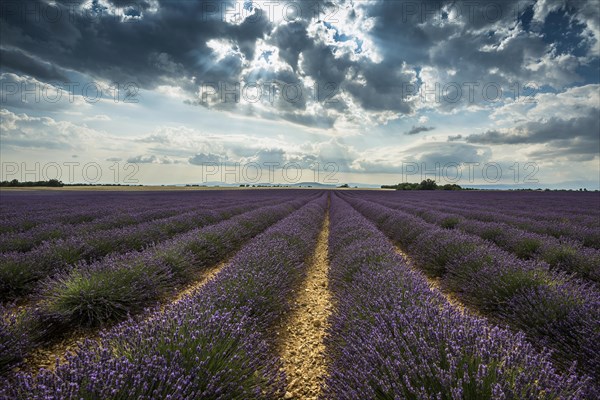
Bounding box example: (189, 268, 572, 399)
(393, 245, 478, 316)
(276, 208, 332, 400)
(162, 259, 227, 309)
(22, 260, 228, 374)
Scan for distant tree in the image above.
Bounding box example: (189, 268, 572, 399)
(1, 179, 63, 187)
(397, 182, 419, 190)
(442, 183, 461, 190)
(382, 180, 463, 191)
(47, 179, 63, 187)
(418, 179, 438, 190)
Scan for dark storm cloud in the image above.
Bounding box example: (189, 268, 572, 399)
(464, 110, 600, 161)
(408, 142, 492, 167)
(527, 138, 600, 162)
(354, 142, 492, 175)
(0, 0, 273, 88)
(355, 0, 597, 111)
(265, 16, 419, 116)
(268, 20, 312, 72)
(361, 0, 532, 64)
(0, 48, 68, 82)
(1, 0, 598, 129)
(342, 60, 417, 114)
(465, 113, 600, 145)
(104, 0, 154, 9)
(405, 125, 435, 135)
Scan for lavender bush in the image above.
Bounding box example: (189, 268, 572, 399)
(342, 194, 600, 382)
(0, 199, 278, 301)
(0, 195, 315, 375)
(323, 194, 594, 399)
(3, 194, 327, 399)
(365, 198, 600, 282)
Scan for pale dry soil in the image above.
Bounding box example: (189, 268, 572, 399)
(275, 209, 332, 400)
(20, 327, 99, 374)
(394, 245, 476, 315)
(22, 260, 228, 374)
(162, 259, 227, 310)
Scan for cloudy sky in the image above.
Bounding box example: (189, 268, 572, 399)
(0, 0, 598, 187)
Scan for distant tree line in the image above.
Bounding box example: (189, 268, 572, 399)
(381, 179, 462, 191)
(1, 179, 63, 187)
(63, 183, 143, 186)
(0, 180, 145, 187)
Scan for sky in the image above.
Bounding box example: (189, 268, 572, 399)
(0, 0, 599, 188)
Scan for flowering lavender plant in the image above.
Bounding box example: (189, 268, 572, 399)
(323, 194, 595, 399)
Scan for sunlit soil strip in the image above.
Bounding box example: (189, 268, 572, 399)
(21, 329, 99, 374)
(23, 260, 229, 374)
(393, 245, 476, 316)
(276, 209, 332, 400)
(161, 259, 228, 309)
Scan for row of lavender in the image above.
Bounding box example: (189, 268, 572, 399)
(0, 190, 297, 248)
(0, 195, 288, 301)
(323, 194, 594, 398)
(0, 191, 250, 233)
(2, 195, 327, 398)
(0, 201, 231, 252)
(361, 191, 600, 248)
(357, 195, 600, 283)
(1, 192, 318, 375)
(371, 190, 599, 219)
(0, 190, 293, 249)
(340, 193, 600, 382)
(414, 196, 599, 227)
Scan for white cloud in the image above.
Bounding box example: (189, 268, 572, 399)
(84, 114, 111, 121)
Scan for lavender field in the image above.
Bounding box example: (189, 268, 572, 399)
(1, 189, 599, 399)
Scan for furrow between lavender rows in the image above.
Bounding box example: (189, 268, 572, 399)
(2, 194, 328, 399)
(0, 193, 318, 376)
(275, 199, 332, 400)
(340, 193, 600, 383)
